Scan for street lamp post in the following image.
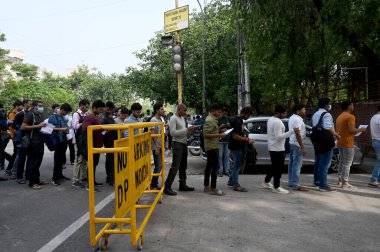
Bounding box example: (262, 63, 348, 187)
(197, 0, 206, 114)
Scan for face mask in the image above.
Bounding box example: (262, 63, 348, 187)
(327, 105, 332, 111)
(36, 107, 44, 113)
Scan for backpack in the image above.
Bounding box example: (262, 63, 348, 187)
(309, 112, 335, 153)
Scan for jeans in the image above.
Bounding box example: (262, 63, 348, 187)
(338, 147, 355, 183)
(165, 141, 188, 188)
(288, 144, 303, 188)
(218, 142, 230, 174)
(314, 149, 333, 189)
(151, 149, 162, 188)
(13, 146, 27, 179)
(228, 149, 244, 188)
(205, 149, 219, 188)
(266, 151, 285, 189)
(370, 139, 380, 183)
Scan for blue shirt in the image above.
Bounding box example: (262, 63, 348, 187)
(48, 113, 68, 143)
(312, 108, 334, 129)
(124, 115, 141, 137)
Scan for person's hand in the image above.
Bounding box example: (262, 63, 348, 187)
(219, 133, 226, 138)
(39, 122, 46, 128)
(154, 146, 160, 155)
(359, 128, 366, 133)
(335, 133, 341, 140)
(188, 125, 195, 132)
(301, 147, 307, 156)
(248, 138, 254, 144)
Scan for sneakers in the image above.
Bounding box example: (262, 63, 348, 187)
(86, 186, 100, 192)
(227, 181, 233, 187)
(272, 187, 289, 194)
(341, 183, 357, 189)
(179, 184, 194, 191)
(164, 187, 177, 196)
(217, 171, 223, 177)
(51, 180, 60, 186)
(72, 180, 85, 189)
(318, 187, 336, 192)
(94, 181, 103, 186)
(261, 181, 274, 189)
(204, 186, 212, 193)
(292, 186, 309, 192)
(16, 179, 26, 184)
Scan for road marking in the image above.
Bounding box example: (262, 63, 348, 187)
(36, 193, 114, 252)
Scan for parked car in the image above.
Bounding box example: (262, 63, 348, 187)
(243, 116, 363, 173)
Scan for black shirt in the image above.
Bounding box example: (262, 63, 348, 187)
(228, 116, 245, 150)
(101, 116, 117, 147)
(23, 111, 45, 144)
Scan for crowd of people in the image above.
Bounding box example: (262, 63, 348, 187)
(1, 98, 380, 196)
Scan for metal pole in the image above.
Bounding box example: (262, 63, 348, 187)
(197, 0, 206, 114)
(175, 0, 182, 104)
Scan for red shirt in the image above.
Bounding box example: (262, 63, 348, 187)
(82, 114, 103, 148)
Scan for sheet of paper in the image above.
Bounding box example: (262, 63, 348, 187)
(223, 128, 234, 135)
(355, 125, 368, 137)
(40, 123, 56, 135)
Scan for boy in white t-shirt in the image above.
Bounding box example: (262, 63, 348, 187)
(287, 104, 308, 191)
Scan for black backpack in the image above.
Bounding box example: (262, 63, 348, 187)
(74, 112, 86, 155)
(309, 112, 335, 153)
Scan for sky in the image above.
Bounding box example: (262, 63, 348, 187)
(0, 0, 201, 76)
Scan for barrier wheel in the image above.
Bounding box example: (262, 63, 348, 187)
(137, 235, 144, 250)
(99, 235, 109, 250)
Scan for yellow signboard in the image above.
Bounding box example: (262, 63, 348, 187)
(114, 138, 131, 218)
(114, 133, 152, 218)
(164, 5, 189, 33)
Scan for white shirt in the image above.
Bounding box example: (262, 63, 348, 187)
(267, 116, 293, 151)
(288, 114, 306, 147)
(370, 114, 380, 141)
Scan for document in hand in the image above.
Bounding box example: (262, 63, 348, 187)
(223, 128, 234, 135)
(40, 123, 55, 135)
(355, 125, 368, 137)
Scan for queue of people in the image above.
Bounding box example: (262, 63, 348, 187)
(1, 98, 380, 197)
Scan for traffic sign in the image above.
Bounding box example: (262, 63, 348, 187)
(164, 5, 189, 33)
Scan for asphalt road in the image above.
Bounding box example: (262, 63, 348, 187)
(1, 147, 379, 252)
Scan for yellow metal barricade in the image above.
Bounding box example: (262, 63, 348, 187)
(87, 122, 165, 251)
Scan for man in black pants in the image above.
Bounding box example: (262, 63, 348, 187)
(101, 101, 117, 186)
(21, 101, 47, 190)
(203, 103, 226, 196)
(164, 104, 195, 196)
(263, 105, 293, 194)
(49, 103, 72, 186)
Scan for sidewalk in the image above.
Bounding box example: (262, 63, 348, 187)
(105, 173, 380, 252)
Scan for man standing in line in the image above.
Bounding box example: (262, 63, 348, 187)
(72, 99, 90, 189)
(82, 100, 105, 191)
(114, 106, 129, 124)
(287, 104, 308, 191)
(336, 101, 366, 188)
(312, 98, 341, 192)
(164, 104, 195, 196)
(218, 107, 231, 177)
(12, 99, 31, 184)
(203, 103, 226, 196)
(21, 101, 47, 190)
(369, 104, 380, 188)
(49, 103, 72, 186)
(124, 102, 142, 137)
(263, 105, 293, 194)
(228, 106, 254, 192)
(101, 101, 117, 186)
(4, 100, 23, 177)
(150, 103, 165, 190)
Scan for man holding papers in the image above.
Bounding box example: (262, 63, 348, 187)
(336, 101, 366, 188)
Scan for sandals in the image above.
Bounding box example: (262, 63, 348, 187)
(342, 183, 357, 189)
(233, 186, 248, 192)
(209, 189, 225, 196)
(31, 184, 42, 190)
(368, 182, 380, 188)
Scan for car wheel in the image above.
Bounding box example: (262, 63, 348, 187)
(329, 149, 340, 173)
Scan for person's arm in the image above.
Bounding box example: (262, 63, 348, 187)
(204, 121, 224, 139)
(21, 114, 45, 131)
(274, 120, 293, 141)
(324, 113, 341, 139)
(348, 116, 366, 134)
(294, 128, 306, 156)
(230, 120, 254, 144)
(49, 115, 68, 132)
(72, 112, 81, 130)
